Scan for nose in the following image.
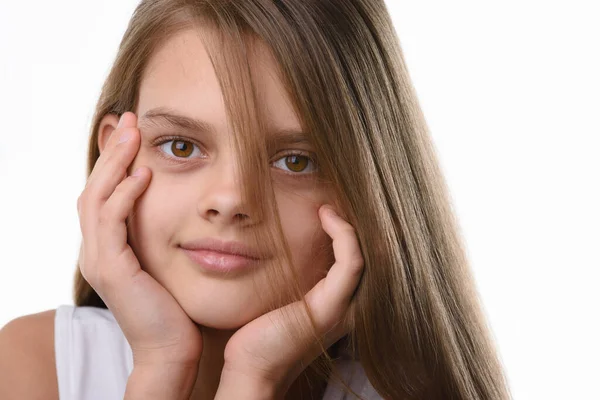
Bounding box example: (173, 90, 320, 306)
(196, 151, 255, 227)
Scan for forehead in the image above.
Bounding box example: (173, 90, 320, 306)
(136, 28, 299, 132)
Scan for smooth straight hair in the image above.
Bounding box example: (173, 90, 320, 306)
(73, 0, 512, 398)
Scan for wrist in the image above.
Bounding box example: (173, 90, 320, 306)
(124, 362, 199, 400)
(215, 364, 281, 400)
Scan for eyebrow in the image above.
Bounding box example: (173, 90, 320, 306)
(139, 107, 312, 147)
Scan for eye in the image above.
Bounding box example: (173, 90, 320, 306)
(156, 137, 205, 160)
(272, 152, 317, 176)
(153, 136, 316, 176)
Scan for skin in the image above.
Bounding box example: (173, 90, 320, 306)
(97, 29, 340, 399)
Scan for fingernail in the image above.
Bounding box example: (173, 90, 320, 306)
(132, 167, 143, 177)
(119, 129, 132, 144)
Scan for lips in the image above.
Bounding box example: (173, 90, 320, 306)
(181, 248, 260, 273)
(181, 237, 265, 258)
(179, 237, 267, 273)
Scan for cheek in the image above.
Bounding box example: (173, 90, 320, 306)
(126, 173, 191, 263)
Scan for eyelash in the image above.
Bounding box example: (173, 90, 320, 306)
(152, 135, 318, 177)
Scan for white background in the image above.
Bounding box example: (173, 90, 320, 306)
(1, 1, 598, 398)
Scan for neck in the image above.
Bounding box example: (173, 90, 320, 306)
(187, 326, 329, 400)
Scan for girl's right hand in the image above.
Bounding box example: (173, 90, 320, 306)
(76, 111, 203, 368)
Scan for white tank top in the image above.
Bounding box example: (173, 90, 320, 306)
(54, 304, 381, 399)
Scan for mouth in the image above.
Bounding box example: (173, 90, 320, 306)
(179, 247, 262, 274)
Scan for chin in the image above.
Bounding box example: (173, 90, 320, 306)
(171, 278, 270, 330)
(186, 304, 259, 330)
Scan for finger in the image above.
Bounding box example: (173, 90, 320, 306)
(295, 205, 364, 362)
(99, 166, 151, 257)
(313, 205, 364, 310)
(87, 125, 140, 203)
(84, 167, 151, 293)
(79, 116, 141, 237)
(86, 111, 138, 187)
(79, 111, 136, 231)
(259, 293, 353, 386)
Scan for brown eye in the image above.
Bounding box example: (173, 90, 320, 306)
(171, 140, 193, 158)
(285, 155, 308, 172)
(157, 138, 204, 160)
(272, 153, 317, 175)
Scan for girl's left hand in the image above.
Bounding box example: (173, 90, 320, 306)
(216, 204, 365, 398)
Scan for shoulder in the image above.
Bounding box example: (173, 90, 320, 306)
(0, 309, 59, 400)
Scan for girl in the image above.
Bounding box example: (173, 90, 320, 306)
(0, 0, 512, 399)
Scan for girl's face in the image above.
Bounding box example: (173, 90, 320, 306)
(98, 29, 334, 329)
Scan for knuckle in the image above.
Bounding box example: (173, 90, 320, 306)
(77, 192, 87, 208)
(77, 194, 89, 227)
(350, 250, 365, 269)
(354, 257, 365, 270)
(85, 183, 101, 203)
(98, 207, 112, 225)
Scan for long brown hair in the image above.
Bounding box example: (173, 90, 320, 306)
(73, 1, 512, 398)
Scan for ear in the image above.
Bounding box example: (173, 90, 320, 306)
(97, 113, 121, 153)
